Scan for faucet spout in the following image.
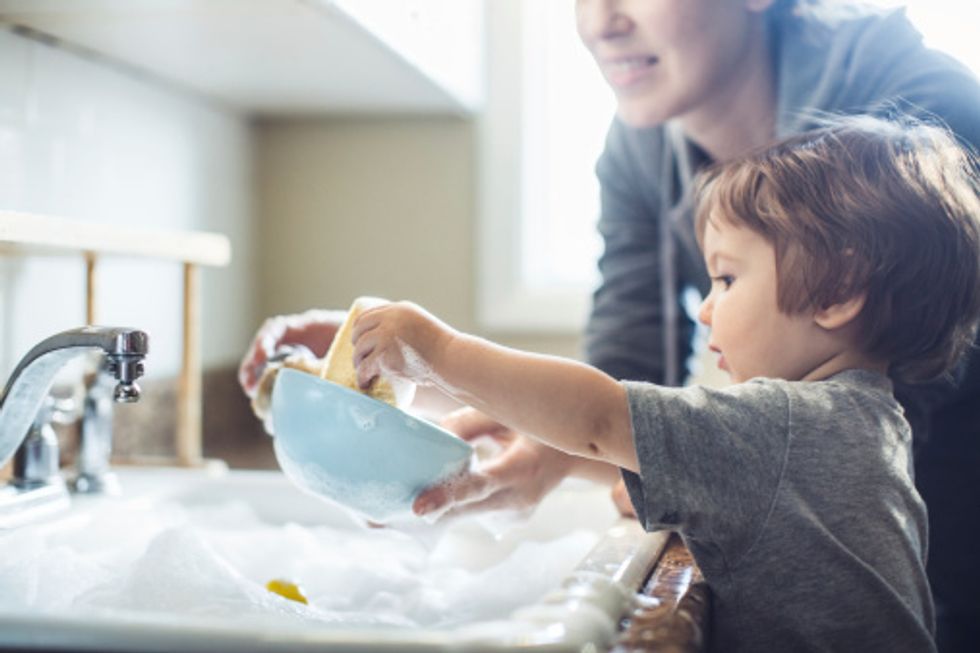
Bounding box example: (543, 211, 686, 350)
(0, 326, 148, 470)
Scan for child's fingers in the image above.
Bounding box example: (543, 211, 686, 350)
(353, 336, 379, 389)
(350, 310, 381, 344)
(356, 363, 378, 391)
(351, 333, 375, 368)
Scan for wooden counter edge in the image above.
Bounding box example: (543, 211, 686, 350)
(613, 532, 711, 653)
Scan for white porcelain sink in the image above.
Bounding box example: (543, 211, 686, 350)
(0, 466, 668, 652)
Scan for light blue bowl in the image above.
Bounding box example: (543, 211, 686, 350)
(270, 368, 473, 522)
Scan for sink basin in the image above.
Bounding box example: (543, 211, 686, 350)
(0, 466, 669, 652)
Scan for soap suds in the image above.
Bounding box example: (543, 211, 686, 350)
(0, 486, 619, 630)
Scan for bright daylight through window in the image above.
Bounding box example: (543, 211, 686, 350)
(479, 0, 980, 332)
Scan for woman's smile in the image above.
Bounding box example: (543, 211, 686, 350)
(600, 55, 659, 89)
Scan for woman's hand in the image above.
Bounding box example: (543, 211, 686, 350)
(238, 309, 345, 398)
(412, 408, 638, 521)
(611, 478, 638, 518)
(411, 407, 577, 518)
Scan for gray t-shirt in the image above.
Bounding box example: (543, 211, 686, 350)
(622, 369, 935, 652)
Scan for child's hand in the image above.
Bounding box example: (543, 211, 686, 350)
(351, 301, 456, 392)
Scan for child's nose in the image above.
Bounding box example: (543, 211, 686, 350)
(698, 295, 714, 326)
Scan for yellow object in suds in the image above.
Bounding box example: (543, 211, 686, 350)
(265, 579, 308, 605)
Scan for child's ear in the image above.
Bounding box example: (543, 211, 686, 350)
(814, 294, 866, 331)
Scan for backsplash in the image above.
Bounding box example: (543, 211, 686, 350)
(0, 27, 259, 383)
(110, 366, 273, 469)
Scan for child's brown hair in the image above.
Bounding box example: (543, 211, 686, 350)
(694, 114, 980, 382)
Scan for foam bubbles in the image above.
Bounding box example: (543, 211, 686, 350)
(275, 447, 410, 522)
(0, 480, 621, 633)
(393, 338, 468, 402)
(348, 403, 381, 431)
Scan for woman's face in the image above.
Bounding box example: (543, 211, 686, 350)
(576, 0, 771, 128)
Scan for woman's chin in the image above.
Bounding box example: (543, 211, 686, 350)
(615, 98, 672, 129)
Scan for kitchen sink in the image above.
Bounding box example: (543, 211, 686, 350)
(0, 465, 668, 652)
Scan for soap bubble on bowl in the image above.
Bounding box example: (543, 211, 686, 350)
(348, 403, 381, 431)
(271, 368, 474, 523)
(278, 450, 406, 520)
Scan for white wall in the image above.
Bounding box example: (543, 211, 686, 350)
(0, 28, 258, 382)
(255, 116, 582, 362)
(0, 24, 580, 397)
(256, 117, 475, 330)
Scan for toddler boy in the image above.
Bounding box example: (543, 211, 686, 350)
(351, 115, 980, 652)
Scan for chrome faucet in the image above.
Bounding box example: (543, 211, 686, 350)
(0, 327, 147, 526)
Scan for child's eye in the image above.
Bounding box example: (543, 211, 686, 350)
(711, 275, 734, 289)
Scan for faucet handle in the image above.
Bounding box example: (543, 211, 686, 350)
(12, 398, 64, 490)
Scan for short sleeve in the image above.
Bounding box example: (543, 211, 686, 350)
(621, 380, 791, 563)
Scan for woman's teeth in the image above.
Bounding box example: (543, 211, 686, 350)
(609, 57, 656, 73)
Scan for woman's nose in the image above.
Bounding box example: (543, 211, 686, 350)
(576, 0, 631, 44)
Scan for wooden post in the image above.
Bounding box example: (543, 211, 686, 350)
(176, 262, 202, 466)
(84, 252, 97, 325)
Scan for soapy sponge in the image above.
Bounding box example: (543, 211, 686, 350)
(318, 297, 398, 405)
(250, 297, 410, 432)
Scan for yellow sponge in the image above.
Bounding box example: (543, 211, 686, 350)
(319, 297, 397, 405)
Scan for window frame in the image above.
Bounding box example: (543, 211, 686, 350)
(476, 0, 609, 333)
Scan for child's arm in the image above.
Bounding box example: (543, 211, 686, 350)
(352, 302, 638, 472)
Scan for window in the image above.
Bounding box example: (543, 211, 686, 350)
(477, 0, 612, 332)
(519, 0, 614, 293)
(867, 0, 980, 74)
(477, 0, 980, 332)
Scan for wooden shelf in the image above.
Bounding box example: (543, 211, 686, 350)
(0, 210, 230, 266)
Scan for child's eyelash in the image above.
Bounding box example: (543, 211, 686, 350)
(712, 275, 734, 288)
